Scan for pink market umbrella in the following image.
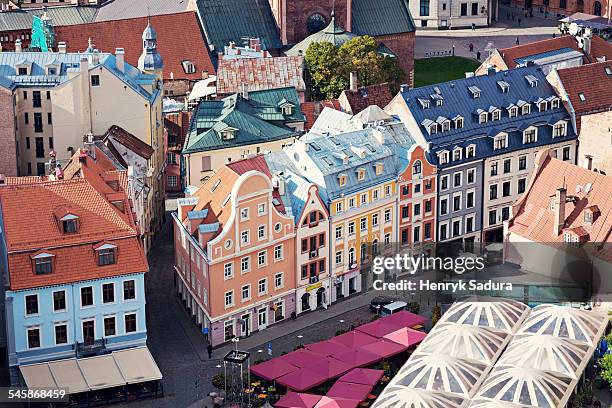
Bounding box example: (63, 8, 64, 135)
(277, 368, 329, 392)
(338, 368, 384, 386)
(313, 396, 361, 408)
(379, 310, 426, 329)
(331, 349, 381, 368)
(383, 327, 428, 348)
(309, 357, 352, 379)
(356, 319, 402, 338)
(275, 392, 322, 408)
(281, 349, 327, 368)
(358, 338, 407, 359)
(331, 330, 378, 349)
(327, 381, 373, 402)
(251, 358, 299, 381)
(306, 340, 351, 356)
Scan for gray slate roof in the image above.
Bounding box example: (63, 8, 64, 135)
(0, 6, 97, 31)
(195, 0, 282, 53)
(94, 0, 190, 22)
(352, 0, 416, 35)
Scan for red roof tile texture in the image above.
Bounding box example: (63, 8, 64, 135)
(55, 12, 214, 81)
(301, 100, 341, 130)
(556, 60, 612, 115)
(216, 56, 306, 95)
(340, 83, 394, 115)
(510, 153, 612, 262)
(499, 35, 612, 69)
(105, 125, 154, 160)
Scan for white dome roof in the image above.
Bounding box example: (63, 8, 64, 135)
(439, 296, 530, 333)
(516, 304, 607, 345)
(389, 353, 489, 398)
(469, 399, 532, 407)
(419, 323, 510, 365)
(496, 333, 591, 378)
(475, 365, 574, 408)
(372, 387, 468, 408)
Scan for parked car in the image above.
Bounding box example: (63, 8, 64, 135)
(370, 296, 397, 313)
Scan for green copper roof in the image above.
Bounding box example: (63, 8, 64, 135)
(285, 16, 358, 56)
(352, 0, 416, 35)
(183, 87, 305, 154)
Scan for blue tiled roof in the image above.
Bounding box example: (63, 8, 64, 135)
(399, 66, 576, 167)
(187, 209, 208, 220)
(284, 171, 313, 224)
(514, 47, 579, 65)
(0, 52, 158, 102)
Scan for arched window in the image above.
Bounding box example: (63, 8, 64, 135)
(413, 160, 422, 175)
(594, 1, 602, 15)
(372, 240, 379, 256)
(348, 248, 355, 266)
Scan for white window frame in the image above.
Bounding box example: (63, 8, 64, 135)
(224, 262, 234, 280)
(258, 278, 268, 295)
(240, 230, 250, 245)
(257, 225, 266, 241)
(224, 290, 234, 308)
(54, 322, 69, 344)
(101, 282, 116, 305)
(241, 256, 250, 273)
(258, 203, 267, 216)
(274, 244, 283, 261)
(241, 284, 251, 302)
(240, 208, 249, 221)
(257, 250, 267, 268)
(274, 272, 284, 289)
(453, 171, 462, 188)
(26, 326, 41, 349)
(52, 289, 67, 312)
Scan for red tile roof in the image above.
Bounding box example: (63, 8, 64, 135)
(556, 60, 612, 115)
(0, 175, 147, 290)
(499, 35, 612, 69)
(340, 82, 393, 115)
(509, 152, 612, 262)
(55, 12, 214, 81)
(301, 100, 341, 130)
(104, 125, 154, 160)
(216, 56, 306, 95)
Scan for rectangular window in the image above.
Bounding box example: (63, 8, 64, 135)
(453, 172, 461, 187)
(502, 207, 510, 221)
(225, 290, 234, 307)
(425, 200, 432, 213)
(372, 213, 379, 227)
(258, 278, 267, 295)
(32, 91, 41, 108)
(490, 184, 498, 200)
(104, 316, 116, 336)
(502, 182, 511, 197)
(490, 162, 498, 176)
(24, 112, 29, 125)
(453, 195, 461, 212)
(402, 206, 409, 219)
(467, 169, 475, 184)
(275, 272, 283, 289)
(503, 159, 511, 173)
(335, 251, 342, 264)
(348, 222, 355, 235)
(471, 2, 478, 15)
(258, 225, 266, 240)
(81, 286, 93, 307)
(124, 313, 137, 333)
(224, 262, 234, 279)
(384, 209, 391, 223)
(467, 191, 474, 208)
(440, 198, 448, 215)
(123, 280, 136, 300)
(46, 91, 51, 100)
(98, 248, 116, 265)
(274, 245, 283, 261)
(55, 324, 68, 344)
(414, 203, 421, 216)
(34, 257, 53, 274)
(53, 290, 66, 312)
(27, 327, 40, 349)
(102, 283, 115, 304)
(360, 217, 367, 231)
(258, 250, 267, 267)
(420, 0, 430, 16)
(460, 3, 468, 15)
(201, 156, 211, 171)
(489, 210, 497, 225)
(35, 136, 44, 157)
(518, 178, 526, 194)
(413, 226, 421, 242)
(441, 175, 449, 190)
(466, 217, 474, 233)
(91, 75, 100, 86)
(519, 155, 527, 171)
(25, 294, 38, 315)
(401, 229, 408, 243)
(424, 223, 432, 239)
(562, 146, 571, 161)
(452, 220, 460, 236)
(34, 113, 43, 133)
(241, 284, 250, 301)
(241, 256, 250, 273)
(82, 320, 95, 344)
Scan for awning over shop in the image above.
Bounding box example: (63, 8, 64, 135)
(20, 346, 162, 395)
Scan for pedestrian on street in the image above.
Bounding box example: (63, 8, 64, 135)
(518, 17, 521, 26)
(469, 42, 474, 52)
(512, 13, 515, 21)
(552, 32, 556, 38)
(516, 37, 520, 45)
(471, 23, 476, 31)
(476, 51, 481, 60)
(207, 344, 213, 359)
(594, 399, 601, 408)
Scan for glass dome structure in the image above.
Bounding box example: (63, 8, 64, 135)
(438, 296, 530, 333)
(372, 386, 467, 408)
(389, 353, 489, 398)
(419, 323, 510, 365)
(469, 400, 533, 407)
(475, 365, 574, 408)
(496, 333, 591, 379)
(516, 304, 607, 346)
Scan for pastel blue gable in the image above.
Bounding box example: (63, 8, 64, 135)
(400, 65, 577, 168)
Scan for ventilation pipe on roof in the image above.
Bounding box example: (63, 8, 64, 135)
(15, 39, 21, 53)
(0, 174, 5, 185)
(553, 187, 567, 236)
(58, 42, 67, 54)
(272, 173, 285, 196)
(350, 71, 358, 91)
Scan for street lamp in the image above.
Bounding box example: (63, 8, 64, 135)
(231, 337, 240, 351)
(375, 305, 381, 315)
(297, 334, 304, 347)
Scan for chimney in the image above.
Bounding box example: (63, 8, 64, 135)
(553, 187, 567, 236)
(80, 56, 89, 74)
(15, 39, 21, 53)
(273, 173, 285, 196)
(202, 70, 209, 80)
(400, 83, 409, 93)
(241, 83, 249, 100)
(0, 174, 5, 185)
(346, 0, 352, 32)
(58, 41, 67, 53)
(349, 71, 358, 91)
(582, 35, 592, 55)
(115, 47, 125, 73)
(487, 66, 496, 76)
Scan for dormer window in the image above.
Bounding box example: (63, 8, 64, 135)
(553, 121, 567, 138)
(429, 124, 437, 134)
(538, 101, 547, 112)
(32, 253, 54, 275)
(466, 145, 476, 158)
(468, 86, 481, 99)
(453, 148, 462, 161)
(525, 75, 538, 87)
(522, 104, 531, 115)
(508, 106, 518, 118)
(47, 67, 57, 75)
(454, 117, 464, 129)
(438, 151, 449, 165)
(282, 105, 293, 116)
(181, 60, 196, 74)
(551, 98, 560, 109)
(418, 98, 430, 109)
(442, 121, 450, 131)
(61, 214, 79, 233)
(584, 205, 599, 224)
(497, 80, 510, 93)
(479, 113, 488, 124)
(356, 168, 366, 181)
(338, 174, 347, 186)
(492, 110, 501, 121)
(523, 127, 537, 144)
(494, 134, 508, 150)
(18, 67, 27, 75)
(95, 244, 117, 266)
(375, 163, 384, 175)
(436, 99, 443, 106)
(221, 129, 236, 140)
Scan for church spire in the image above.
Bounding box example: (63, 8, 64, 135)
(138, 17, 163, 73)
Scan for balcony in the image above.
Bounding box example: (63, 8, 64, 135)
(76, 338, 107, 358)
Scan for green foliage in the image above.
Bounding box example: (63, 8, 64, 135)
(431, 304, 442, 327)
(335, 329, 348, 336)
(293, 344, 304, 351)
(211, 372, 225, 390)
(408, 302, 420, 314)
(599, 353, 612, 389)
(305, 36, 405, 100)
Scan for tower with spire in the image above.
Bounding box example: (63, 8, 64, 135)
(138, 17, 164, 75)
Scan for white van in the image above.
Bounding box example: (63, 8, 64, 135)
(381, 301, 408, 316)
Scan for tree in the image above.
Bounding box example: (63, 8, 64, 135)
(599, 353, 612, 389)
(305, 36, 405, 100)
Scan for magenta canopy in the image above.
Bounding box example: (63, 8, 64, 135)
(331, 349, 380, 368)
(305, 340, 351, 356)
(251, 358, 299, 381)
(275, 392, 322, 408)
(338, 368, 384, 386)
(281, 349, 327, 368)
(331, 330, 378, 349)
(313, 396, 361, 408)
(327, 381, 373, 402)
(356, 319, 402, 338)
(358, 338, 407, 359)
(380, 310, 427, 329)
(383, 327, 428, 348)
(277, 368, 329, 392)
(309, 357, 353, 379)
